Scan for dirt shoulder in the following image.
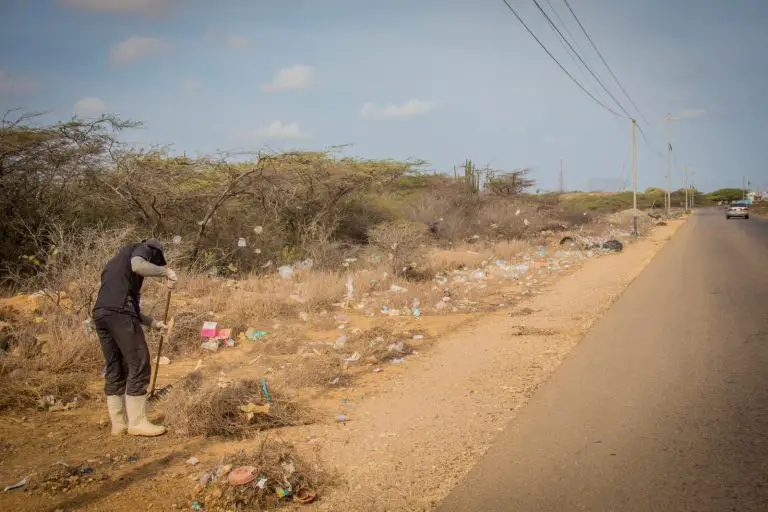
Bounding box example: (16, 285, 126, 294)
(0, 220, 684, 511)
(312, 219, 686, 511)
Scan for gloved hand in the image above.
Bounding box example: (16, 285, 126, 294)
(165, 268, 178, 290)
(151, 319, 168, 331)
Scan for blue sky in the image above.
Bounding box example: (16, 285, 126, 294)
(1, 0, 766, 192)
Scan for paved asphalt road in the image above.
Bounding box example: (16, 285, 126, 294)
(439, 208, 768, 511)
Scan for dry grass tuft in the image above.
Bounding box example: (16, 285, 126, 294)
(0, 369, 91, 411)
(194, 437, 332, 510)
(427, 241, 530, 273)
(284, 354, 345, 389)
(163, 374, 311, 438)
(260, 326, 303, 356)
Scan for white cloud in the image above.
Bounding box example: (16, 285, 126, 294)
(182, 77, 201, 92)
(109, 36, 166, 66)
(204, 28, 250, 50)
(262, 65, 314, 92)
(676, 108, 706, 119)
(0, 70, 37, 96)
(73, 97, 107, 117)
(59, 0, 176, 15)
(251, 121, 310, 139)
(360, 99, 435, 119)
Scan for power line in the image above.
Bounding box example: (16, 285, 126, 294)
(560, 0, 652, 128)
(544, 0, 585, 53)
(637, 124, 665, 160)
(540, 0, 613, 107)
(531, 0, 634, 119)
(499, 0, 625, 118)
(501, 0, 669, 162)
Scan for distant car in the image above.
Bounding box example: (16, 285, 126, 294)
(726, 203, 749, 220)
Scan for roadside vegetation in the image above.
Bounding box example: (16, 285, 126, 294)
(0, 111, 698, 508)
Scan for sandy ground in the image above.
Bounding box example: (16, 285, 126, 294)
(0, 219, 684, 511)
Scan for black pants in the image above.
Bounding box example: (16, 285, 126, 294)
(93, 309, 151, 396)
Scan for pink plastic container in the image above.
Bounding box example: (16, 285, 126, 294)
(200, 321, 218, 338)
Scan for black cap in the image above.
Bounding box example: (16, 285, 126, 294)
(141, 238, 167, 266)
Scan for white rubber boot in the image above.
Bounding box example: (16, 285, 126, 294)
(125, 394, 166, 437)
(106, 395, 127, 435)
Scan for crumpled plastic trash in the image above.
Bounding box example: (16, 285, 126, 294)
(602, 239, 623, 252)
(389, 341, 406, 353)
(282, 461, 296, 476)
(295, 259, 314, 270)
(470, 270, 486, 280)
(239, 402, 270, 421)
(343, 351, 361, 363)
(48, 398, 78, 412)
(334, 335, 347, 349)
(201, 340, 219, 351)
(237, 237, 247, 248)
(278, 265, 294, 279)
(3, 477, 27, 492)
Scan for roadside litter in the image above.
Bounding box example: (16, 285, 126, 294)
(3, 477, 27, 492)
(190, 442, 323, 510)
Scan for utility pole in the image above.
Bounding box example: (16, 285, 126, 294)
(664, 113, 674, 216)
(632, 119, 638, 235)
(743, 176, 746, 200)
(559, 159, 564, 193)
(684, 165, 689, 212)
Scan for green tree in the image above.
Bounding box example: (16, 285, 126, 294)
(707, 188, 744, 203)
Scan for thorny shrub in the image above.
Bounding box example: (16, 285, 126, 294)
(367, 221, 427, 276)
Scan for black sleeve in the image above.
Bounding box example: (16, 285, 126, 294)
(131, 244, 152, 262)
